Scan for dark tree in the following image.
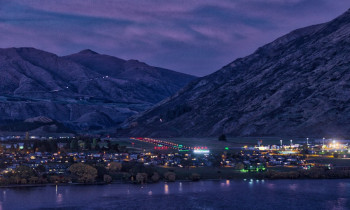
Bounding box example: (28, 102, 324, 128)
(49, 141, 58, 153)
(12, 165, 36, 179)
(112, 143, 120, 152)
(36, 165, 47, 173)
(94, 164, 108, 180)
(218, 134, 227, 141)
(85, 140, 92, 150)
(95, 144, 100, 151)
(10, 144, 16, 152)
(32, 140, 40, 152)
(70, 140, 79, 151)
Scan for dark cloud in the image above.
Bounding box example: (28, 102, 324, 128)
(0, 0, 349, 76)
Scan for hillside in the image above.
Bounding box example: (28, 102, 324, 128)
(121, 9, 350, 138)
(0, 48, 196, 132)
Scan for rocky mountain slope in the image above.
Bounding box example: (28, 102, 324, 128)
(0, 48, 195, 132)
(122, 9, 350, 138)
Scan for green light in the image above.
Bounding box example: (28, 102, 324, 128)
(179, 149, 189, 152)
(240, 169, 249, 173)
(179, 145, 183, 148)
(158, 144, 163, 147)
(225, 147, 229, 150)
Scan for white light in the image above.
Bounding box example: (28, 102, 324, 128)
(193, 149, 210, 154)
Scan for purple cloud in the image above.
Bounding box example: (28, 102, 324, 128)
(1, 0, 349, 76)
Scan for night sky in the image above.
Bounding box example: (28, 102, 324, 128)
(1, 0, 350, 76)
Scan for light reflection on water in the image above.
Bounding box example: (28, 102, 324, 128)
(2, 191, 5, 202)
(0, 180, 349, 210)
(164, 183, 169, 194)
(221, 180, 231, 188)
(289, 184, 298, 191)
(55, 185, 63, 204)
(179, 182, 182, 192)
(267, 183, 275, 189)
(56, 193, 63, 204)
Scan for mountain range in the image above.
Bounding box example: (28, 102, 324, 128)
(121, 9, 350, 138)
(0, 48, 195, 133)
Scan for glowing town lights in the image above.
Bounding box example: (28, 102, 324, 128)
(193, 149, 210, 154)
(257, 146, 270, 151)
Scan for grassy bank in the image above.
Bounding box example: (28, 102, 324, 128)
(155, 166, 257, 180)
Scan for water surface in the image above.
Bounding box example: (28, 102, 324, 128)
(0, 179, 349, 210)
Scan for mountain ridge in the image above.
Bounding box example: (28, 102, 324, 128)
(120, 8, 350, 138)
(0, 47, 196, 133)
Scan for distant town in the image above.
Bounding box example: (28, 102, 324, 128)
(0, 134, 349, 186)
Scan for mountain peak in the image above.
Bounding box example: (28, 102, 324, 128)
(78, 49, 99, 55)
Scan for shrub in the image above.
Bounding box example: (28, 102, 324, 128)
(235, 162, 244, 170)
(109, 162, 122, 172)
(190, 173, 201, 181)
(164, 172, 176, 182)
(69, 163, 98, 183)
(136, 173, 148, 184)
(103, 175, 112, 183)
(151, 172, 160, 182)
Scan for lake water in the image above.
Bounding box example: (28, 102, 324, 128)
(0, 179, 349, 210)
